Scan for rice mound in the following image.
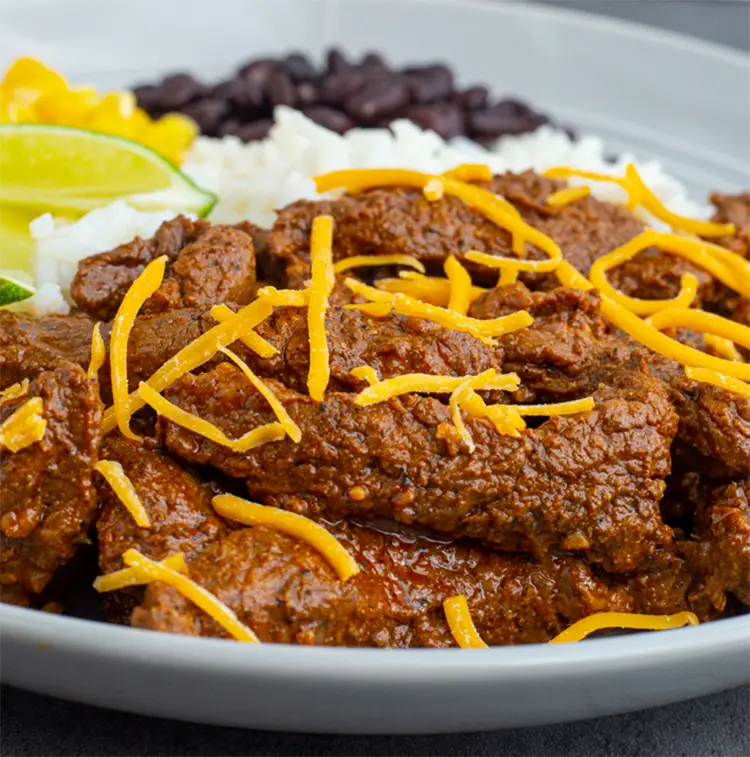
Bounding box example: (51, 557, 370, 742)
(22, 106, 709, 315)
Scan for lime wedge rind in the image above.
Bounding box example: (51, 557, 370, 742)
(0, 273, 35, 306)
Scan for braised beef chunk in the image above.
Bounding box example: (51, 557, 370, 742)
(131, 520, 709, 646)
(119, 305, 501, 395)
(0, 345, 102, 605)
(681, 479, 750, 609)
(71, 216, 256, 320)
(707, 192, 750, 259)
(95, 437, 226, 622)
(0, 310, 96, 370)
(160, 363, 676, 572)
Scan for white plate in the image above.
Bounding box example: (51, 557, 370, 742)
(0, 0, 748, 734)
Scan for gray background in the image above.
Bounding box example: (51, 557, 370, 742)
(2, 1, 749, 755)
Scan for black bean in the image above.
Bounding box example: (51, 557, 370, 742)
(326, 48, 352, 75)
(156, 73, 206, 110)
(210, 80, 236, 100)
(296, 82, 319, 105)
(359, 52, 390, 77)
(267, 69, 296, 107)
(457, 85, 489, 110)
(283, 53, 318, 83)
(133, 84, 163, 112)
(228, 77, 265, 111)
(344, 78, 410, 125)
(403, 103, 465, 139)
(180, 98, 230, 135)
(238, 58, 278, 80)
(468, 102, 539, 137)
(302, 105, 354, 134)
(217, 119, 242, 137)
(234, 119, 274, 142)
(320, 70, 365, 106)
(402, 64, 453, 104)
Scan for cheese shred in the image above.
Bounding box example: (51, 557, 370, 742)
(333, 254, 425, 275)
(93, 553, 188, 593)
(644, 308, 750, 350)
(0, 397, 47, 453)
(350, 366, 380, 386)
(703, 334, 744, 362)
(109, 255, 167, 441)
(442, 164, 492, 183)
(444, 256, 472, 316)
(549, 611, 699, 644)
(256, 287, 310, 308)
(94, 460, 152, 528)
(212, 494, 361, 582)
(87, 322, 106, 381)
(449, 378, 477, 451)
(684, 367, 750, 398)
(219, 347, 302, 442)
(102, 298, 274, 434)
(211, 304, 278, 358)
(122, 548, 260, 643)
(422, 178, 445, 201)
(343, 302, 394, 318)
(307, 215, 335, 402)
(376, 273, 487, 308)
(138, 382, 286, 452)
(355, 370, 521, 407)
(546, 185, 590, 208)
(443, 595, 488, 649)
(0, 379, 29, 405)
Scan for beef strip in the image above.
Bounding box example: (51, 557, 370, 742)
(160, 362, 677, 572)
(680, 478, 749, 609)
(95, 436, 227, 622)
(1, 344, 102, 606)
(0, 310, 96, 369)
(118, 304, 501, 395)
(269, 170, 720, 305)
(131, 519, 712, 646)
(707, 192, 750, 259)
(71, 216, 257, 320)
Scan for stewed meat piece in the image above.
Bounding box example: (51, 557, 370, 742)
(707, 192, 750, 259)
(115, 304, 501, 395)
(131, 519, 713, 646)
(95, 436, 227, 622)
(71, 216, 257, 320)
(1, 345, 102, 606)
(159, 362, 677, 572)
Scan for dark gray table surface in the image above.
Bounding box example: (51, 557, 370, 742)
(1, 684, 748, 757)
(2, 2, 749, 755)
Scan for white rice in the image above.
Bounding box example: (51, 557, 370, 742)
(21, 106, 710, 315)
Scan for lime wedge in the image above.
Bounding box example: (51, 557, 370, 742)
(0, 271, 35, 306)
(0, 124, 216, 217)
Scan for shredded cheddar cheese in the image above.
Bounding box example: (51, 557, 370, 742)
(102, 298, 274, 434)
(442, 164, 492, 183)
(644, 308, 750, 350)
(350, 366, 380, 386)
(422, 178, 445, 201)
(466, 249, 560, 274)
(212, 494, 361, 581)
(138, 382, 286, 452)
(343, 302, 394, 318)
(109, 255, 167, 441)
(444, 256, 472, 316)
(449, 377, 478, 451)
(497, 268, 519, 286)
(307, 215, 335, 402)
(546, 185, 591, 208)
(376, 272, 487, 308)
(703, 334, 744, 362)
(555, 262, 750, 381)
(549, 611, 699, 644)
(355, 370, 521, 407)
(122, 548, 260, 643)
(684, 367, 750, 398)
(87, 322, 106, 381)
(333, 254, 425, 275)
(94, 460, 151, 528)
(314, 169, 559, 272)
(457, 388, 525, 438)
(219, 347, 302, 443)
(256, 287, 310, 308)
(211, 304, 278, 358)
(0, 396, 46, 452)
(443, 595, 488, 649)
(93, 553, 187, 593)
(0, 379, 29, 405)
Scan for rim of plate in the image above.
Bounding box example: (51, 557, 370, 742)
(1, 0, 748, 676)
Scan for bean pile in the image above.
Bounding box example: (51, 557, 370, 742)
(133, 48, 558, 143)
